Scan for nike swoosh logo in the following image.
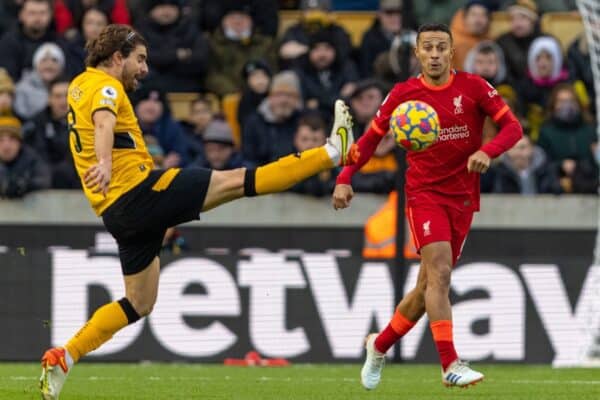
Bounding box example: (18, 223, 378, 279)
(336, 127, 348, 164)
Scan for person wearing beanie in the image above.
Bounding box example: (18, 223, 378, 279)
(137, 0, 209, 92)
(192, 119, 248, 170)
(238, 59, 273, 127)
(278, 0, 352, 70)
(0, 68, 15, 116)
(359, 0, 407, 78)
(0, 115, 51, 198)
(205, 4, 276, 97)
(517, 35, 570, 140)
(496, 0, 542, 82)
(14, 42, 66, 119)
(450, 0, 491, 70)
(294, 28, 359, 116)
(0, 0, 58, 81)
(242, 70, 304, 166)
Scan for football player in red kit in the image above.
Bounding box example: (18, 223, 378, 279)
(332, 23, 522, 389)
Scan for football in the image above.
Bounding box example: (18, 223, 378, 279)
(389, 100, 440, 151)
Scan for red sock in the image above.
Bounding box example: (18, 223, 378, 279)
(374, 310, 416, 354)
(430, 320, 458, 370)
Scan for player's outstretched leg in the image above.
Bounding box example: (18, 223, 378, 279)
(201, 100, 354, 211)
(247, 99, 354, 196)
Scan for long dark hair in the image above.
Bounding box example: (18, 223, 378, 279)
(85, 24, 147, 67)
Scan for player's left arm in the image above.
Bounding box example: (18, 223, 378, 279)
(468, 76, 523, 173)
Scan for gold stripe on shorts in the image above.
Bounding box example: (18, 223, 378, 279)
(151, 168, 181, 192)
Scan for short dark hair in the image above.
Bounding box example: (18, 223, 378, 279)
(48, 77, 71, 92)
(22, 0, 52, 8)
(416, 23, 453, 43)
(85, 24, 147, 67)
(297, 112, 326, 133)
(476, 43, 498, 58)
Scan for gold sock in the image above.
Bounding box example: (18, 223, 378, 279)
(64, 301, 130, 362)
(255, 147, 334, 195)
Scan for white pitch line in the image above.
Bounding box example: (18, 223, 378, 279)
(5, 376, 600, 386)
(510, 379, 600, 385)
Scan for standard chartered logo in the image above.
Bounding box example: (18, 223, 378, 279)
(438, 124, 470, 141)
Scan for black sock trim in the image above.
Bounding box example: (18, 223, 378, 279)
(118, 297, 141, 324)
(244, 168, 257, 197)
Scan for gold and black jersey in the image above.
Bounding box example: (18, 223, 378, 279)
(68, 67, 153, 215)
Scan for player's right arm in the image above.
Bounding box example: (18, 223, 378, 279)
(332, 84, 404, 210)
(84, 110, 116, 196)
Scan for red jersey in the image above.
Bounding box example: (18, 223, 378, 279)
(368, 70, 511, 212)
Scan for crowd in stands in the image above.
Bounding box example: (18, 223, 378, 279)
(0, 0, 597, 199)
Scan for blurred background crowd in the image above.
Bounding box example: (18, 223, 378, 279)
(0, 0, 597, 199)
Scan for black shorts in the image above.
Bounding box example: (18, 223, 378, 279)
(102, 168, 212, 275)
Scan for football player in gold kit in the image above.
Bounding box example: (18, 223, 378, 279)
(40, 25, 354, 399)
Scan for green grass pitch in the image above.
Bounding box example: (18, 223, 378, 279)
(1, 363, 598, 399)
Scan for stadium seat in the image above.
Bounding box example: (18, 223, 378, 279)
(279, 11, 376, 46)
(167, 92, 221, 122)
(221, 92, 242, 148)
(167, 92, 199, 121)
(488, 11, 511, 39)
(541, 12, 583, 51)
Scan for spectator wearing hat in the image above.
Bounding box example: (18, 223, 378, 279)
(238, 59, 273, 127)
(54, 0, 130, 35)
(133, 85, 189, 168)
(450, 0, 492, 71)
(63, 7, 109, 78)
(0, 0, 59, 81)
(517, 35, 570, 140)
(278, 0, 352, 70)
(289, 111, 337, 197)
(358, 0, 405, 78)
(14, 42, 66, 120)
(194, 0, 279, 38)
(496, 0, 542, 82)
(138, 0, 209, 93)
(348, 79, 385, 138)
(242, 71, 303, 166)
(192, 120, 248, 170)
(0, 115, 50, 198)
(294, 29, 359, 116)
(0, 68, 15, 116)
(204, 4, 276, 97)
(181, 96, 215, 162)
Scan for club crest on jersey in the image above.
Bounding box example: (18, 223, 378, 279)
(101, 86, 118, 99)
(423, 220, 431, 237)
(453, 95, 463, 115)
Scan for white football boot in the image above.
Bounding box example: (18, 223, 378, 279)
(40, 347, 71, 399)
(360, 333, 386, 390)
(442, 359, 484, 388)
(328, 99, 355, 166)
